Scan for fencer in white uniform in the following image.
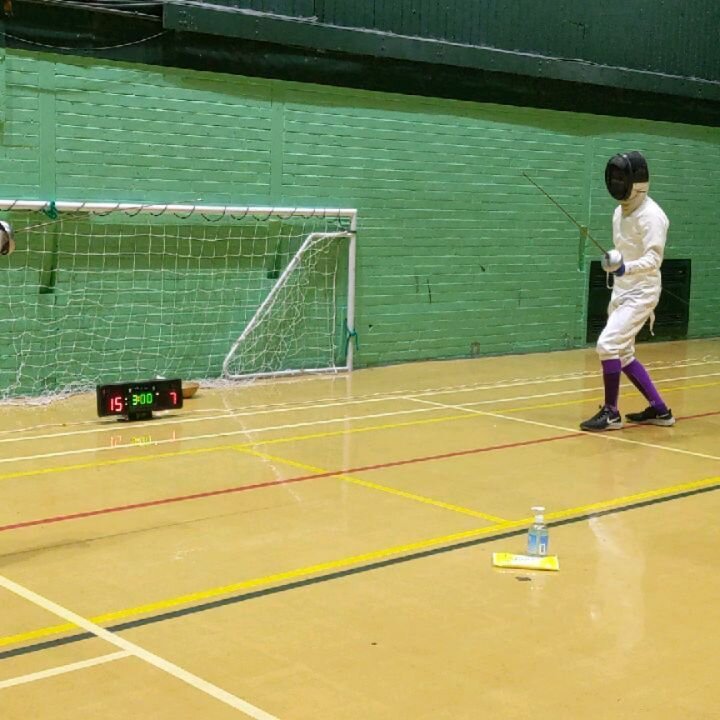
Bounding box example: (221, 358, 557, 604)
(580, 151, 675, 432)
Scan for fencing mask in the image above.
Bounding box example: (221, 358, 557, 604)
(605, 151, 649, 202)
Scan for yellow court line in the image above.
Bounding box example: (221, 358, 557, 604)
(0, 413, 472, 483)
(0, 519, 519, 649)
(501, 379, 720, 414)
(0, 445, 238, 483)
(542, 474, 720, 522)
(2, 377, 719, 483)
(235, 447, 509, 523)
(2, 472, 719, 650)
(232, 412, 473, 449)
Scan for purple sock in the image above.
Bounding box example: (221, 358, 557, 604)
(622, 359, 668, 413)
(601, 359, 622, 411)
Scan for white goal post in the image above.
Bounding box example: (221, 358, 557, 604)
(0, 200, 357, 399)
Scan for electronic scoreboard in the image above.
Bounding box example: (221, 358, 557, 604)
(96, 378, 183, 421)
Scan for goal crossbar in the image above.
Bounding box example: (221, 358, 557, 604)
(0, 200, 357, 219)
(0, 200, 358, 399)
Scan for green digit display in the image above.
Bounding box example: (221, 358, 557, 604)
(132, 392, 154, 406)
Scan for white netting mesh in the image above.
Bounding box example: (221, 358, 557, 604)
(0, 202, 355, 401)
(223, 231, 353, 379)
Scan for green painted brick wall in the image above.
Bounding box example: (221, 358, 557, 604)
(1, 49, 719, 394)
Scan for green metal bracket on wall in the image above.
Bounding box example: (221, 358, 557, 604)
(163, 4, 720, 103)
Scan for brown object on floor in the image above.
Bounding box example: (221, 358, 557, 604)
(182, 381, 199, 399)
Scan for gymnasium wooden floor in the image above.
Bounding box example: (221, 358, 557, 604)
(1, 338, 719, 719)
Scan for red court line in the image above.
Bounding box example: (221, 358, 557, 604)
(672, 410, 720, 422)
(1, 409, 718, 534)
(0, 432, 579, 533)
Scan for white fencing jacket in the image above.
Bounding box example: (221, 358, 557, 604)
(611, 196, 669, 300)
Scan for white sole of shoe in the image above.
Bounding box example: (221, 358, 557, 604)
(580, 422, 624, 432)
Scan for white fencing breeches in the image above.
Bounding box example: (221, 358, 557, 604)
(596, 287, 660, 366)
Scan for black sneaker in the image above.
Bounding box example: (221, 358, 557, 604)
(625, 406, 675, 426)
(580, 406, 623, 432)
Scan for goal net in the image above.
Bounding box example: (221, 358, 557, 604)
(0, 200, 357, 400)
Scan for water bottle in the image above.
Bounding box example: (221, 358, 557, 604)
(526, 506, 549, 556)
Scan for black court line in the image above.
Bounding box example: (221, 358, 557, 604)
(2, 479, 719, 661)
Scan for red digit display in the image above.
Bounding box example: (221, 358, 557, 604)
(169, 390, 178, 406)
(109, 395, 125, 414)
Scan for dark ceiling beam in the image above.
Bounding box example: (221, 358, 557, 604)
(2, 1, 719, 126)
(163, 3, 720, 103)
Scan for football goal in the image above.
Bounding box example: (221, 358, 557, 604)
(0, 200, 357, 399)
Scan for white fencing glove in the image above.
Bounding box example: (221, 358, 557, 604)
(601, 249, 625, 276)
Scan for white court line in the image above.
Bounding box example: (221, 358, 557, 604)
(0, 388, 447, 446)
(0, 574, 279, 720)
(0, 362, 718, 454)
(0, 650, 129, 690)
(2, 369, 720, 467)
(411, 398, 720, 462)
(407, 359, 720, 400)
(1, 357, 718, 443)
(455, 370, 720, 410)
(0, 374, 602, 443)
(0, 405, 445, 465)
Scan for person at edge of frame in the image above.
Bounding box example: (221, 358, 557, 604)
(0, 220, 14, 257)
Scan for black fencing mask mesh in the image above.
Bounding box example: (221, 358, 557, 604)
(605, 151, 649, 201)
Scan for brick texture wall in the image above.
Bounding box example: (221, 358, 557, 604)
(1, 49, 718, 393)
